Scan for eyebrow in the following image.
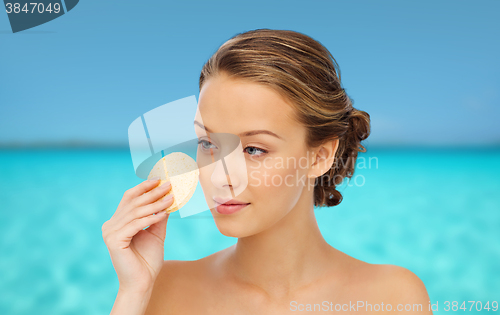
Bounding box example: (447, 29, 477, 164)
(194, 120, 284, 140)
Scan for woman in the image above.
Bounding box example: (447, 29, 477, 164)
(102, 29, 432, 314)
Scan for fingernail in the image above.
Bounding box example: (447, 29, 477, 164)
(163, 194, 174, 202)
(149, 176, 160, 181)
(161, 181, 171, 188)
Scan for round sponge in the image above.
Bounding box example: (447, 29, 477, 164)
(147, 152, 199, 213)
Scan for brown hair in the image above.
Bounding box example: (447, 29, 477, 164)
(199, 28, 370, 207)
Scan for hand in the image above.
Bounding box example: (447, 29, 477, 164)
(102, 178, 174, 293)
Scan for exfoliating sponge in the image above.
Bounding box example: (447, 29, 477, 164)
(147, 152, 199, 213)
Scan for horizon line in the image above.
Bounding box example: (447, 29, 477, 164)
(0, 140, 499, 150)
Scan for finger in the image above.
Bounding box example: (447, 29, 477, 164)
(145, 212, 170, 242)
(113, 179, 163, 221)
(121, 178, 162, 204)
(133, 181, 172, 208)
(115, 211, 169, 249)
(113, 195, 175, 232)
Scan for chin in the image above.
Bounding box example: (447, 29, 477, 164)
(210, 210, 258, 238)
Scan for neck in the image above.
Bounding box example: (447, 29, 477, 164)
(226, 189, 334, 299)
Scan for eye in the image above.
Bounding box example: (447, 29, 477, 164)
(198, 139, 267, 157)
(244, 146, 268, 157)
(197, 139, 217, 151)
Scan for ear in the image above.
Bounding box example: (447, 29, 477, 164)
(307, 138, 340, 179)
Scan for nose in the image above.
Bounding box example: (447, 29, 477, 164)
(208, 140, 249, 199)
(211, 157, 240, 189)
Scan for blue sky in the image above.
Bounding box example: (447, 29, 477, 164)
(0, 0, 499, 147)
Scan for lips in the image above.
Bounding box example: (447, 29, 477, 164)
(213, 197, 249, 206)
(213, 197, 250, 214)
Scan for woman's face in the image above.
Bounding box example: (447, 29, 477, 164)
(195, 72, 316, 238)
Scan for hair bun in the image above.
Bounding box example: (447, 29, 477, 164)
(314, 106, 370, 207)
(348, 108, 370, 147)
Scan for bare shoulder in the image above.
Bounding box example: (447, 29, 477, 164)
(144, 259, 196, 315)
(340, 254, 429, 299)
(368, 264, 432, 313)
(145, 248, 231, 315)
(373, 264, 429, 299)
(330, 251, 431, 314)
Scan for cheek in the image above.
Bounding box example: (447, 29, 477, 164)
(247, 157, 307, 206)
(198, 167, 216, 209)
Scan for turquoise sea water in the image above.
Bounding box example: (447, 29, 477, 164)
(0, 147, 499, 314)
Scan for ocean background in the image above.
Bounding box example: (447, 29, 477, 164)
(1, 0, 499, 312)
(0, 147, 499, 314)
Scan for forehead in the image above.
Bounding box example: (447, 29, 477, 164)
(197, 73, 299, 137)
